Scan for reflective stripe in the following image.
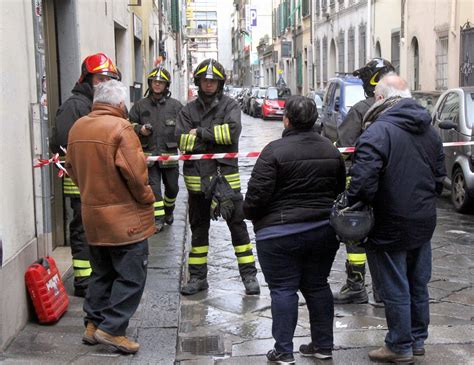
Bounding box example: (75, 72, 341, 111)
(63, 177, 80, 195)
(222, 124, 231, 144)
(214, 125, 223, 144)
(74, 268, 92, 277)
(184, 175, 201, 192)
(224, 174, 241, 190)
(73, 259, 91, 268)
(237, 255, 255, 264)
(187, 134, 196, 151)
(180, 134, 188, 151)
(212, 65, 224, 79)
(189, 256, 207, 265)
(347, 253, 366, 265)
(154, 209, 165, 217)
(191, 246, 209, 254)
(195, 65, 208, 76)
(234, 243, 253, 254)
(154, 201, 164, 207)
(211, 199, 218, 209)
(164, 196, 176, 203)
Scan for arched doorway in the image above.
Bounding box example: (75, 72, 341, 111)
(375, 41, 381, 58)
(411, 37, 420, 90)
(329, 39, 336, 78)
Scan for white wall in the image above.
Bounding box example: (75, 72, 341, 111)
(217, 0, 234, 71)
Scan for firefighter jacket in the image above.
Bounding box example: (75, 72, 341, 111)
(337, 97, 375, 147)
(65, 103, 156, 245)
(176, 94, 242, 194)
(129, 94, 183, 167)
(51, 82, 94, 196)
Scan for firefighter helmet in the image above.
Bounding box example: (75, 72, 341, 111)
(148, 66, 171, 84)
(330, 192, 374, 242)
(193, 58, 226, 87)
(353, 58, 395, 97)
(78, 53, 119, 83)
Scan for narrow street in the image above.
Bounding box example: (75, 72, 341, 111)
(1, 112, 473, 364)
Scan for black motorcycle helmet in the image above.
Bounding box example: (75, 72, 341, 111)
(145, 66, 171, 97)
(330, 192, 374, 243)
(353, 58, 395, 97)
(193, 58, 226, 92)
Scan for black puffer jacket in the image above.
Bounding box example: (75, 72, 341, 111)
(243, 128, 346, 232)
(50, 82, 94, 154)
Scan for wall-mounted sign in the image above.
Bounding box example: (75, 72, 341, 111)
(250, 8, 257, 27)
(134, 14, 142, 40)
(281, 41, 292, 58)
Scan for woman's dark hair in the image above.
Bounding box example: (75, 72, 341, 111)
(284, 95, 318, 130)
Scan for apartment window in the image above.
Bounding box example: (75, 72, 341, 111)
(316, 39, 321, 83)
(302, 0, 310, 17)
(391, 31, 400, 74)
(330, 0, 335, 12)
(338, 30, 345, 72)
(359, 24, 366, 67)
(321, 0, 327, 14)
(323, 36, 328, 83)
(436, 36, 448, 90)
(316, 0, 320, 16)
(338, 0, 345, 11)
(348, 27, 355, 72)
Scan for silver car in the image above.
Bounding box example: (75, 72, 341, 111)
(433, 87, 474, 213)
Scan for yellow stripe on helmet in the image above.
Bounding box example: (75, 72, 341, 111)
(369, 71, 380, 86)
(212, 66, 224, 79)
(160, 70, 169, 81)
(195, 65, 208, 76)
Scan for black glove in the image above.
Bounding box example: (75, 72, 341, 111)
(210, 196, 220, 221)
(208, 176, 236, 220)
(219, 197, 234, 220)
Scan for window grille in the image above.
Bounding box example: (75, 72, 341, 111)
(359, 24, 366, 67)
(323, 37, 328, 82)
(338, 31, 345, 72)
(391, 31, 401, 74)
(436, 36, 448, 90)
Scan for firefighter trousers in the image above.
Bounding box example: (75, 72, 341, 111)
(345, 243, 367, 266)
(70, 197, 91, 292)
(187, 193, 257, 280)
(148, 164, 179, 220)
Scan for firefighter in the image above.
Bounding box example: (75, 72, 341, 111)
(129, 66, 183, 232)
(176, 58, 260, 296)
(334, 58, 395, 304)
(50, 53, 119, 297)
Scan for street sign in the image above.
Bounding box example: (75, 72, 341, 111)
(250, 8, 257, 27)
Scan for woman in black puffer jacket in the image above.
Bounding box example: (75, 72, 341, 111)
(243, 95, 346, 363)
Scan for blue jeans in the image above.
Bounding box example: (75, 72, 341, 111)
(367, 241, 432, 354)
(256, 225, 340, 353)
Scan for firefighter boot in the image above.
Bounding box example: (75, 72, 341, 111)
(181, 277, 209, 295)
(242, 275, 260, 295)
(333, 261, 368, 304)
(155, 217, 165, 233)
(164, 207, 174, 225)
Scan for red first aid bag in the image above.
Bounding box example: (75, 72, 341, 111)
(25, 256, 69, 323)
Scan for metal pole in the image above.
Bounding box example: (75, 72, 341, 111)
(366, 0, 371, 61)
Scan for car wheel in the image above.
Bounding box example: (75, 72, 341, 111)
(451, 167, 474, 213)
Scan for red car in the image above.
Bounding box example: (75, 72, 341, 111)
(261, 86, 291, 120)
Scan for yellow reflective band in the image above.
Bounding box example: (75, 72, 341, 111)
(73, 259, 91, 268)
(154, 201, 165, 207)
(234, 243, 253, 254)
(74, 268, 92, 277)
(214, 125, 222, 144)
(187, 134, 196, 151)
(212, 66, 224, 79)
(222, 124, 231, 144)
(191, 246, 209, 254)
(189, 256, 207, 265)
(164, 196, 176, 203)
(164, 201, 175, 207)
(160, 70, 169, 81)
(228, 183, 241, 189)
(180, 134, 187, 151)
(211, 199, 218, 209)
(237, 255, 255, 264)
(369, 71, 380, 86)
(154, 209, 165, 217)
(92, 59, 110, 72)
(148, 69, 158, 77)
(195, 65, 208, 76)
(184, 175, 201, 181)
(224, 173, 240, 180)
(347, 253, 366, 265)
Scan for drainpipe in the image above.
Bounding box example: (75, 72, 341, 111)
(31, 1, 52, 257)
(367, 0, 372, 60)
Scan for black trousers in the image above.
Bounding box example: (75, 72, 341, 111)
(83, 239, 148, 336)
(69, 197, 91, 291)
(148, 165, 179, 218)
(187, 193, 257, 280)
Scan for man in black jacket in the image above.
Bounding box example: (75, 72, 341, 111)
(51, 53, 119, 297)
(176, 59, 259, 296)
(129, 67, 183, 231)
(347, 74, 446, 363)
(334, 58, 395, 305)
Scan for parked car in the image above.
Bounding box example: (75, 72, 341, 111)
(433, 87, 474, 213)
(412, 90, 442, 115)
(237, 88, 248, 108)
(307, 90, 325, 133)
(320, 76, 365, 142)
(249, 88, 267, 117)
(262, 86, 291, 120)
(242, 87, 259, 114)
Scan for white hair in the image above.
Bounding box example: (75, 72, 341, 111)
(375, 72, 412, 99)
(93, 80, 127, 106)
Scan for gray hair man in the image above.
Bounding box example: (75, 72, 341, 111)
(345, 74, 446, 363)
(65, 79, 155, 354)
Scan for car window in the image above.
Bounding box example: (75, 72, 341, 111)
(439, 92, 460, 125)
(344, 84, 366, 108)
(258, 89, 267, 97)
(465, 92, 473, 128)
(267, 88, 278, 100)
(323, 84, 335, 105)
(278, 88, 291, 99)
(314, 95, 323, 109)
(334, 84, 341, 105)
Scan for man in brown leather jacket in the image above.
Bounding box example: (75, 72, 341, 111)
(65, 80, 155, 354)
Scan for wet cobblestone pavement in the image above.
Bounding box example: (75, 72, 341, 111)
(1, 113, 473, 364)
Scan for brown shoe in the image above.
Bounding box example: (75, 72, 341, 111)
(82, 322, 98, 345)
(94, 328, 140, 354)
(368, 346, 414, 363)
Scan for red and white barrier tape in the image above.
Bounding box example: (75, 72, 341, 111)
(33, 141, 474, 173)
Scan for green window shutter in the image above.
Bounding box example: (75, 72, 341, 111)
(297, 51, 303, 87)
(171, 0, 179, 32)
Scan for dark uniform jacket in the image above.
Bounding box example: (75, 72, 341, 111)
(347, 98, 446, 252)
(129, 95, 183, 162)
(50, 82, 94, 154)
(175, 93, 242, 193)
(243, 128, 346, 232)
(337, 97, 375, 147)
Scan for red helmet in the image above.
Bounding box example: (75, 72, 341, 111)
(78, 53, 119, 83)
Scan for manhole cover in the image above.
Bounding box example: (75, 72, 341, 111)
(180, 335, 224, 355)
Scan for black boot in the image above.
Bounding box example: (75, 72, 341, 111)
(333, 261, 368, 304)
(242, 275, 260, 295)
(180, 277, 209, 295)
(155, 217, 165, 233)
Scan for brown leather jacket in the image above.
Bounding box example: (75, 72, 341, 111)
(65, 103, 156, 245)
